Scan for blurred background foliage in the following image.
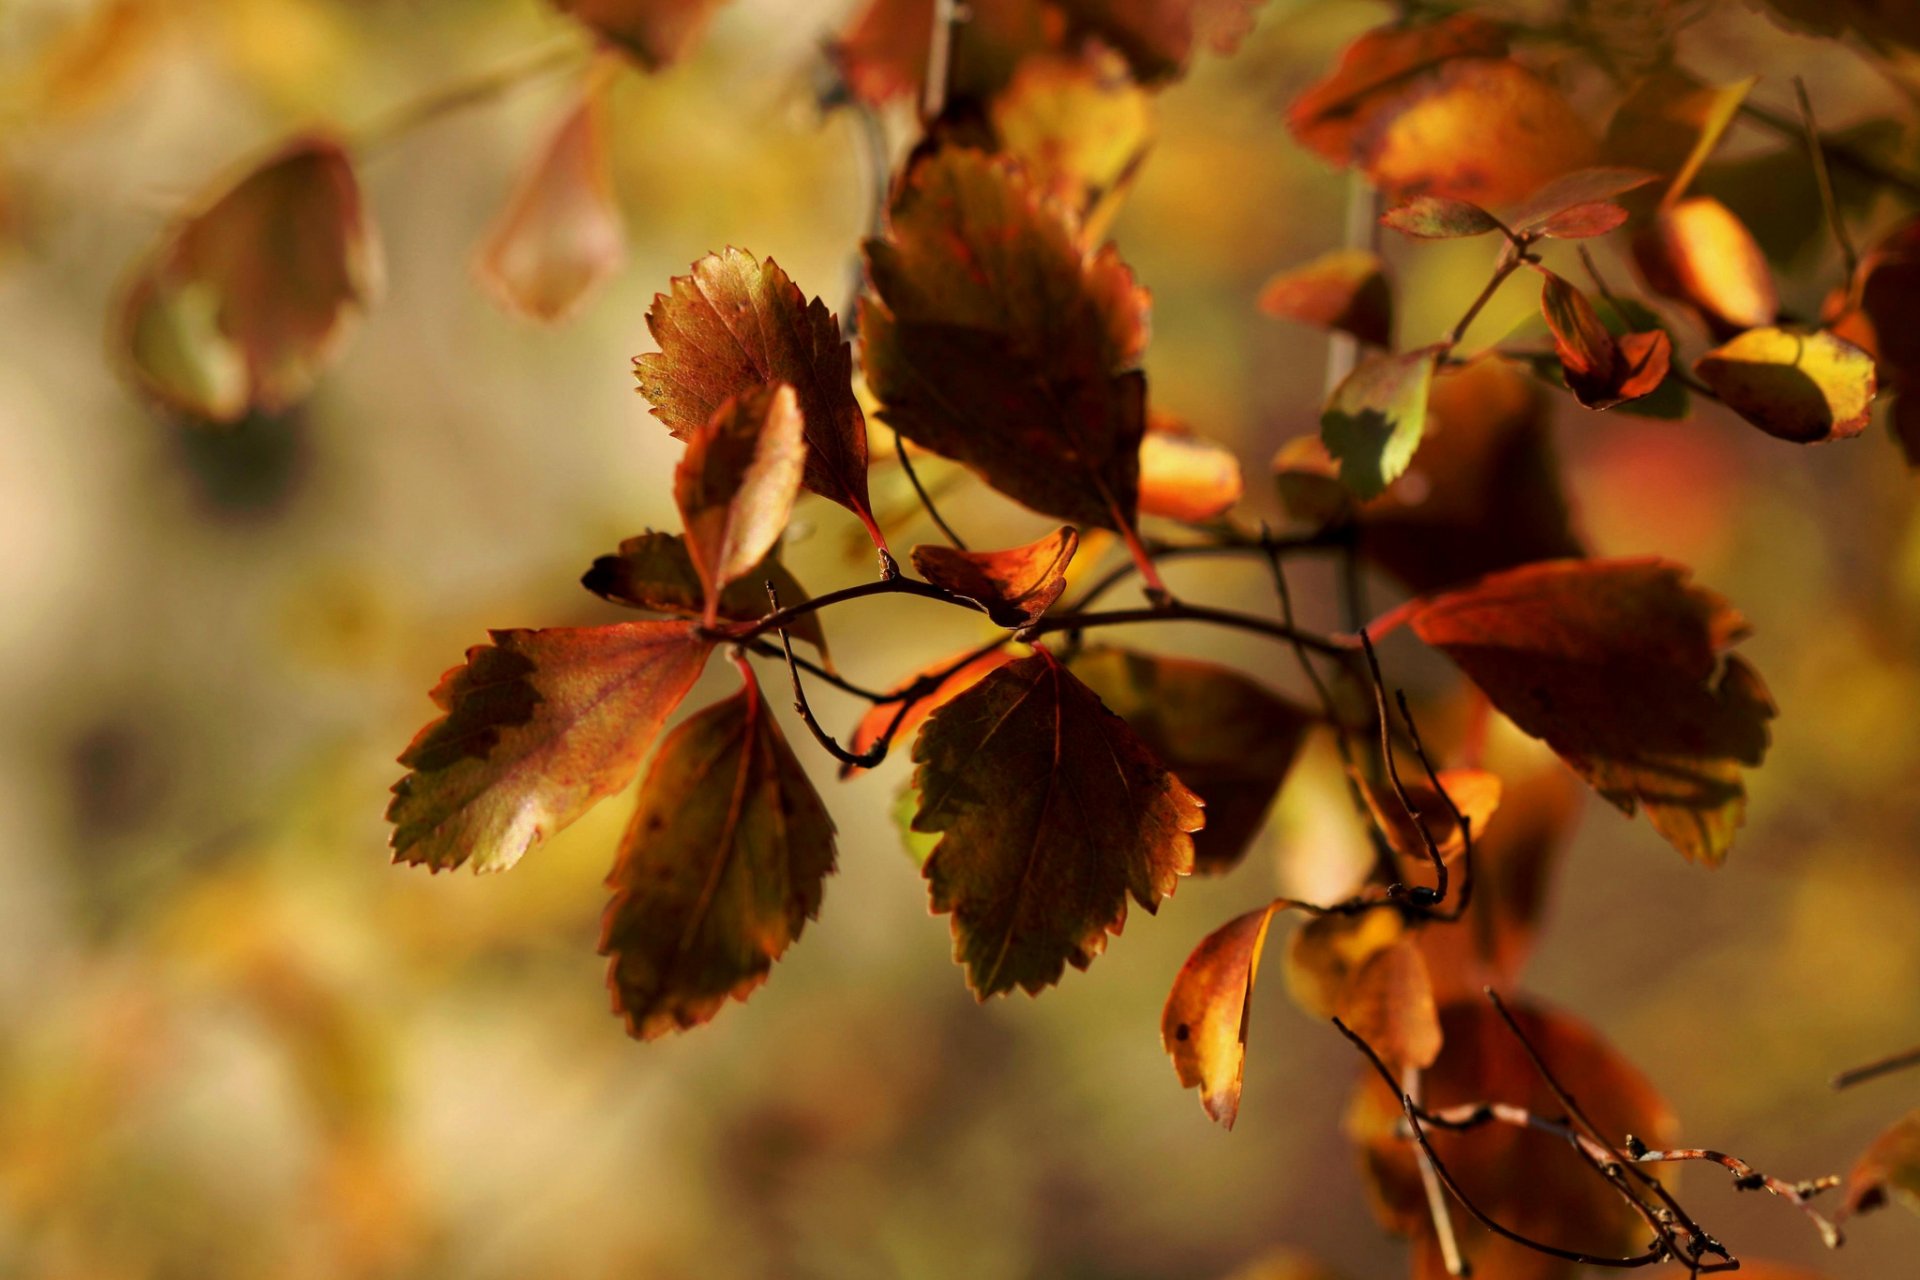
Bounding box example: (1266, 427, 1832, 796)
(0, 0, 1918, 1276)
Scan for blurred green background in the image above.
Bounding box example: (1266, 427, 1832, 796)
(1, 0, 1917, 1276)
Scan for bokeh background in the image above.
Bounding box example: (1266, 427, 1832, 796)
(1, 0, 1917, 1276)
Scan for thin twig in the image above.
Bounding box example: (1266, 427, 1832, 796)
(1069, 527, 1349, 612)
(895, 431, 969, 549)
(765, 583, 887, 768)
(1022, 602, 1355, 658)
(1738, 99, 1920, 203)
(1395, 688, 1475, 922)
(1793, 77, 1860, 282)
(1406, 1065, 1472, 1276)
(740, 639, 890, 703)
(1360, 631, 1447, 907)
(1832, 1044, 1920, 1091)
(1445, 244, 1529, 348)
(356, 40, 585, 155)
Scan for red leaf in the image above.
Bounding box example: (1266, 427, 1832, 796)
(911, 526, 1079, 628)
(1257, 248, 1392, 347)
(1538, 270, 1672, 410)
(1535, 200, 1629, 239)
(844, 646, 1017, 775)
(673, 384, 806, 625)
(581, 530, 827, 658)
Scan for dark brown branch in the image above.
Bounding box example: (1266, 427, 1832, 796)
(1395, 687, 1476, 922)
(1831, 1044, 1920, 1091)
(1794, 76, 1860, 282)
(765, 583, 888, 769)
(740, 639, 890, 703)
(894, 431, 969, 550)
(1738, 99, 1920, 203)
(1068, 526, 1350, 612)
(1024, 601, 1355, 658)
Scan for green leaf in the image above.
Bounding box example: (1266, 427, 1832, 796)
(1320, 346, 1441, 499)
(1380, 196, 1501, 239)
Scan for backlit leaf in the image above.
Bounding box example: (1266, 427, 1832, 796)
(911, 526, 1079, 628)
(1161, 900, 1283, 1127)
(1695, 326, 1877, 444)
(118, 134, 380, 423)
(674, 384, 805, 624)
(845, 646, 1016, 776)
(1386, 558, 1774, 865)
(553, 0, 726, 71)
(1257, 248, 1392, 347)
(1335, 938, 1441, 1075)
(581, 530, 826, 657)
(1633, 196, 1778, 338)
(989, 50, 1155, 236)
(861, 148, 1152, 531)
(1321, 345, 1441, 500)
(1841, 1109, 1920, 1219)
(1361, 767, 1502, 868)
(1503, 166, 1655, 234)
(1138, 415, 1244, 522)
(1538, 270, 1672, 410)
(1380, 196, 1501, 240)
(635, 249, 881, 545)
(388, 621, 713, 873)
(910, 649, 1202, 997)
(1283, 909, 1403, 1021)
(600, 664, 836, 1039)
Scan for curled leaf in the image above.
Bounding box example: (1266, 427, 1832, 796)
(1538, 270, 1672, 410)
(912, 527, 1078, 628)
(845, 646, 1016, 776)
(1162, 900, 1284, 1127)
(581, 530, 826, 657)
(1694, 326, 1877, 444)
(1283, 909, 1403, 1021)
(674, 384, 806, 624)
(1841, 1109, 1920, 1220)
(1321, 345, 1441, 499)
(1257, 248, 1392, 347)
(1361, 767, 1502, 867)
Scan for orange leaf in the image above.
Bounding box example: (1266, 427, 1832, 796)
(1284, 909, 1404, 1021)
(1841, 1108, 1920, 1220)
(553, 0, 726, 71)
(909, 649, 1202, 997)
(600, 663, 836, 1039)
(1386, 558, 1774, 865)
(912, 527, 1078, 628)
(117, 133, 381, 423)
(1287, 14, 1509, 167)
(581, 530, 827, 658)
(473, 69, 624, 323)
(988, 50, 1155, 237)
(1258, 248, 1392, 347)
(844, 646, 1017, 775)
(1335, 938, 1441, 1075)
(1161, 900, 1283, 1127)
(388, 621, 713, 873)
(1361, 767, 1502, 868)
(674, 384, 806, 625)
(1137, 418, 1244, 522)
(1538, 270, 1672, 410)
(1827, 213, 1920, 464)
(1632, 196, 1778, 338)
(636, 248, 881, 546)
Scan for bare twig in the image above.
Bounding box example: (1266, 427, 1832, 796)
(356, 40, 586, 155)
(1360, 630, 1447, 908)
(894, 431, 969, 550)
(1832, 1044, 1920, 1091)
(1793, 77, 1860, 282)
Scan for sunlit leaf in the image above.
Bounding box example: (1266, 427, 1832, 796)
(1361, 767, 1502, 868)
(1384, 558, 1775, 865)
(1321, 345, 1441, 500)
(1695, 326, 1877, 444)
(1138, 417, 1244, 522)
(1537, 270, 1672, 410)
(910, 649, 1202, 997)
(1068, 647, 1312, 873)
(989, 50, 1155, 237)
(1633, 196, 1778, 337)
(600, 663, 836, 1039)
(911, 526, 1078, 628)
(846, 645, 1016, 776)
(635, 248, 881, 545)
(1380, 196, 1501, 240)
(673, 383, 806, 623)
(1841, 1109, 1920, 1219)
(1335, 938, 1441, 1075)
(388, 621, 713, 873)
(1283, 909, 1403, 1020)
(862, 148, 1152, 531)
(118, 133, 381, 423)
(1257, 248, 1392, 347)
(553, 0, 727, 71)
(1162, 900, 1283, 1127)
(581, 530, 826, 657)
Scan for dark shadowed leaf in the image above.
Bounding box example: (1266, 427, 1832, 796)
(1695, 326, 1877, 443)
(1162, 900, 1284, 1127)
(1632, 196, 1778, 338)
(1336, 938, 1441, 1075)
(830, 0, 1050, 107)
(118, 134, 380, 423)
(1380, 196, 1501, 240)
(1538, 270, 1672, 410)
(673, 384, 806, 623)
(1321, 345, 1440, 499)
(1138, 418, 1244, 521)
(1257, 248, 1392, 347)
(1826, 213, 1920, 464)
(912, 527, 1078, 628)
(600, 663, 836, 1039)
(635, 248, 880, 544)
(1055, 0, 1268, 84)
(1841, 1109, 1920, 1220)
(553, 0, 726, 71)
(581, 530, 826, 657)
(910, 649, 1202, 997)
(388, 621, 713, 873)
(1603, 67, 1753, 204)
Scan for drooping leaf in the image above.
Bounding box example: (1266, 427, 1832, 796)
(1537, 270, 1672, 410)
(830, 0, 1049, 107)
(635, 248, 880, 545)
(1320, 345, 1441, 500)
(474, 67, 624, 323)
(553, 0, 727, 71)
(1138, 416, 1244, 522)
(1380, 196, 1501, 240)
(388, 621, 713, 873)
(1632, 196, 1778, 338)
(1161, 900, 1284, 1127)
(988, 50, 1155, 237)
(846, 646, 1017, 776)
(673, 384, 806, 624)
(1283, 909, 1404, 1021)
(1384, 558, 1775, 865)
(861, 148, 1152, 532)
(1841, 1109, 1920, 1220)
(581, 530, 826, 657)
(1068, 646, 1311, 873)
(912, 527, 1078, 628)
(1335, 937, 1441, 1075)
(1257, 248, 1392, 347)
(909, 648, 1202, 997)
(600, 663, 836, 1039)
(118, 133, 381, 423)
(1055, 0, 1269, 84)
(1360, 767, 1502, 868)
(1694, 326, 1877, 444)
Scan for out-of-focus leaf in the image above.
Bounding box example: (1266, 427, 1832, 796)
(1841, 1109, 1920, 1219)
(1335, 938, 1441, 1075)
(1383, 558, 1775, 865)
(1056, 0, 1268, 84)
(1538, 270, 1672, 410)
(1361, 767, 1502, 868)
(1257, 248, 1392, 347)
(909, 649, 1202, 997)
(1753, 0, 1920, 52)
(1138, 417, 1244, 521)
(1535, 201, 1630, 239)
(1321, 345, 1440, 499)
(581, 530, 826, 657)
(1695, 326, 1877, 444)
(1633, 196, 1778, 338)
(1698, 119, 1906, 270)
(474, 68, 624, 323)
(1380, 196, 1502, 240)
(635, 249, 881, 545)
(118, 134, 381, 423)
(1068, 647, 1312, 873)
(862, 149, 1152, 531)
(1284, 909, 1403, 1020)
(673, 384, 806, 623)
(1287, 14, 1509, 167)
(388, 622, 713, 873)
(1603, 67, 1754, 205)
(1504, 166, 1655, 234)
(600, 664, 836, 1039)
(553, 0, 726, 71)
(847, 645, 1017, 776)
(1219, 1252, 1353, 1280)
(831, 0, 1049, 106)
(1826, 214, 1920, 464)
(1162, 900, 1284, 1127)
(990, 51, 1154, 237)
(912, 526, 1079, 628)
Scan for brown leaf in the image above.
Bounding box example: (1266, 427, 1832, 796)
(912, 527, 1079, 628)
(1380, 196, 1502, 240)
(1137, 417, 1244, 522)
(1161, 900, 1283, 1127)
(831, 0, 1050, 107)
(581, 530, 827, 657)
(1284, 910, 1405, 1021)
(553, 0, 726, 71)
(674, 384, 806, 623)
(1068, 646, 1311, 873)
(1632, 196, 1778, 338)
(1258, 248, 1392, 347)
(844, 646, 1017, 776)
(1056, 0, 1269, 84)
(1603, 68, 1754, 205)
(635, 249, 881, 545)
(1503, 166, 1655, 235)
(1826, 214, 1920, 464)
(909, 648, 1202, 997)
(117, 133, 381, 423)
(1534, 201, 1629, 239)
(1841, 1108, 1920, 1220)
(1335, 938, 1441, 1075)
(1538, 270, 1672, 410)
(1694, 326, 1877, 444)
(1384, 558, 1774, 865)
(1361, 767, 1502, 868)
(861, 148, 1152, 532)
(1287, 14, 1509, 167)
(600, 663, 836, 1039)
(388, 621, 713, 873)
(474, 68, 624, 323)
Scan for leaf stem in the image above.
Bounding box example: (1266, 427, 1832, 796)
(895, 431, 970, 550)
(1445, 243, 1526, 349)
(1025, 602, 1354, 658)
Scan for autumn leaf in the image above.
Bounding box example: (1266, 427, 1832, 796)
(844, 646, 1017, 777)
(1361, 767, 1502, 868)
(581, 530, 826, 657)
(1161, 900, 1283, 1127)
(1826, 213, 1920, 463)
(1283, 910, 1403, 1021)
(1320, 345, 1441, 499)
(673, 383, 806, 624)
(1694, 326, 1877, 444)
(911, 526, 1078, 628)
(1603, 68, 1754, 206)
(1503, 167, 1655, 236)
(1068, 646, 1311, 873)
(1383, 558, 1775, 865)
(553, 0, 726, 71)
(1137, 416, 1244, 522)
(388, 621, 713, 873)
(1380, 196, 1502, 240)
(1841, 1109, 1920, 1220)
(1633, 196, 1778, 338)
(909, 648, 1202, 997)
(861, 148, 1152, 533)
(600, 662, 836, 1039)
(118, 133, 381, 423)
(989, 50, 1155, 238)
(1537, 270, 1672, 410)
(1055, 0, 1269, 84)
(473, 66, 624, 323)
(635, 249, 881, 546)
(1258, 248, 1392, 347)
(830, 0, 1050, 107)
(1335, 938, 1441, 1075)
